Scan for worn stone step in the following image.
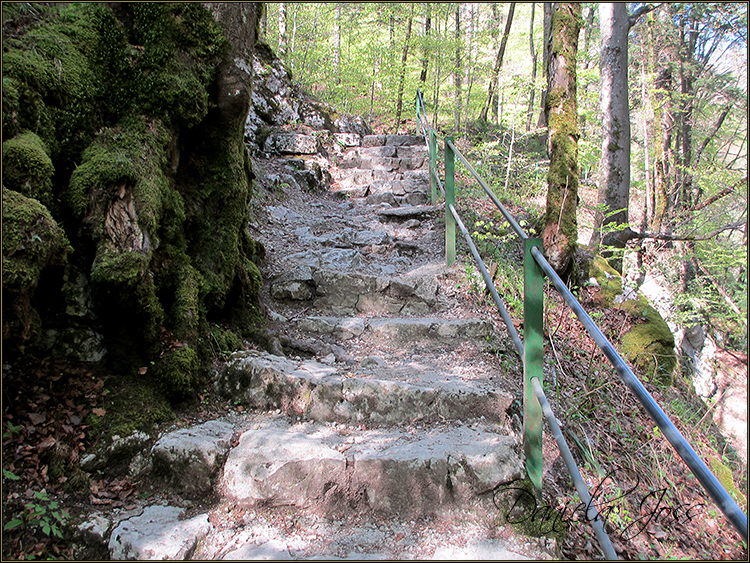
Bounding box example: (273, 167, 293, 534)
(214, 351, 512, 426)
(295, 316, 494, 347)
(221, 413, 521, 518)
(271, 266, 443, 315)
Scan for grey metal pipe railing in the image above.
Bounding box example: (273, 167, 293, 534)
(531, 376, 619, 560)
(448, 203, 524, 358)
(530, 245, 749, 542)
(416, 89, 748, 542)
(445, 138, 529, 242)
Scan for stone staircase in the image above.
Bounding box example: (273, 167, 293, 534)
(82, 133, 556, 560)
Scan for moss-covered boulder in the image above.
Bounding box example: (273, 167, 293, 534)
(588, 256, 676, 385)
(2, 186, 71, 347)
(1, 3, 266, 399)
(2, 131, 55, 208)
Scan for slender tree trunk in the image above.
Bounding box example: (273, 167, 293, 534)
(278, 3, 287, 59)
(543, 2, 583, 278)
(537, 2, 553, 128)
(526, 2, 538, 132)
(333, 4, 341, 80)
(454, 4, 462, 132)
(419, 5, 431, 85)
(583, 3, 596, 69)
(480, 2, 516, 123)
(394, 7, 414, 133)
(290, 4, 297, 65)
(589, 3, 631, 272)
(464, 3, 476, 112)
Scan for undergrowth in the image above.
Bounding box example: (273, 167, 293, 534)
(449, 130, 748, 560)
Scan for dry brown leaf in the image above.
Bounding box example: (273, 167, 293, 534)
(28, 413, 46, 425)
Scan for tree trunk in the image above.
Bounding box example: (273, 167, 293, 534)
(454, 4, 462, 132)
(583, 3, 596, 69)
(333, 3, 341, 80)
(278, 2, 287, 59)
(480, 2, 516, 124)
(526, 2, 538, 132)
(537, 2, 553, 128)
(394, 8, 414, 133)
(589, 3, 631, 273)
(419, 5, 431, 85)
(543, 2, 582, 278)
(464, 3, 476, 112)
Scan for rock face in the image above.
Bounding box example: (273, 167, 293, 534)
(108, 505, 211, 560)
(151, 420, 235, 496)
(246, 43, 371, 150)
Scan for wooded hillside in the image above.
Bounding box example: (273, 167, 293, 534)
(262, 2, 747, 349)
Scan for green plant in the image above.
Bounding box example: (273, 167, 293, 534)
(4, 490, 69, 539)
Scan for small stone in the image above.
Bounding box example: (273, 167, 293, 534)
(404, 219, 421, 229)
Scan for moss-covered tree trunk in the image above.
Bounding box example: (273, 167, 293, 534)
(542, 3, 582, 277)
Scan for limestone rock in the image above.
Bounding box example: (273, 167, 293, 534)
(108, 505, 211, 560)
(222, 419, 346, 506)
(151, 419, 235, 496)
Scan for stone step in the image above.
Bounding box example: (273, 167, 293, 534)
(296, 316, 494, 347)
(214, 351, 513, 426)
(221, 413, 521, 518)
(271, 266, 443, 315)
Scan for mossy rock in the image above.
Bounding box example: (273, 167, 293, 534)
(588, 255, 676, 385)
(2, 186, 70, 293)
(153, 346, 201, 400)
(2, 131, 55, 208)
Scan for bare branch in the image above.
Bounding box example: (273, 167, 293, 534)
(622, 219, 747, 243)
(628, 3, 661, 29)
(691, 177, 747, 212)
(692, 257, 745, 321)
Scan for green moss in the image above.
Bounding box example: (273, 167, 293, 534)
(620, 296, 676, 385)
(2, 131, 55, 207)
(709, 457, 747, 510)
(153, 346, 200, 400)
(85, 375, 174, 441)
(589, 256, 676, 385)
(1, 186, 70, 291)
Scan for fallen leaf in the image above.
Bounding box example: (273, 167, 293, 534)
(92, 408, 106, 417)
(38, 436, 56, 449)
(28, 413, 46, 425)
(138, 367, 148, 375)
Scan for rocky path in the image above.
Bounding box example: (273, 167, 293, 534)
(77, 133, 556, 560)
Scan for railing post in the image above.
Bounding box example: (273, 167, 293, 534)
(429, 129, 438, 205)
(524, 238, 544, 493)
(445, 136, 456, 266)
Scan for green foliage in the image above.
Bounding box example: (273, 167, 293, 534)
(3, 490, 69, 540)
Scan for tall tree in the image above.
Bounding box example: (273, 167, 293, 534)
(394, 6, 414, 133)
(480, 2, 516, 123)
(543, 2, 583, 277)
(278, 3, 288, 59)
(526, 2, 538, 132)
(588, 3, 631, 263)
(333, 3, 341, 79)
(454, 4, 462, 132)
(419, 5, 432, 86)
(537, 2, 553, 128)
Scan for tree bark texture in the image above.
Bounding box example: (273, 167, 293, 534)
(278, 2, 287, 59)
(589, 3, 631, 267)
(543, 2, 582, 277)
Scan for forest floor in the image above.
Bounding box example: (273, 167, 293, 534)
(2, 124, 748, 561)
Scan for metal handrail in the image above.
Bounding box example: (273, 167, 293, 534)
(417, 89, 749, 545)
(531, 376, 619, 561)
